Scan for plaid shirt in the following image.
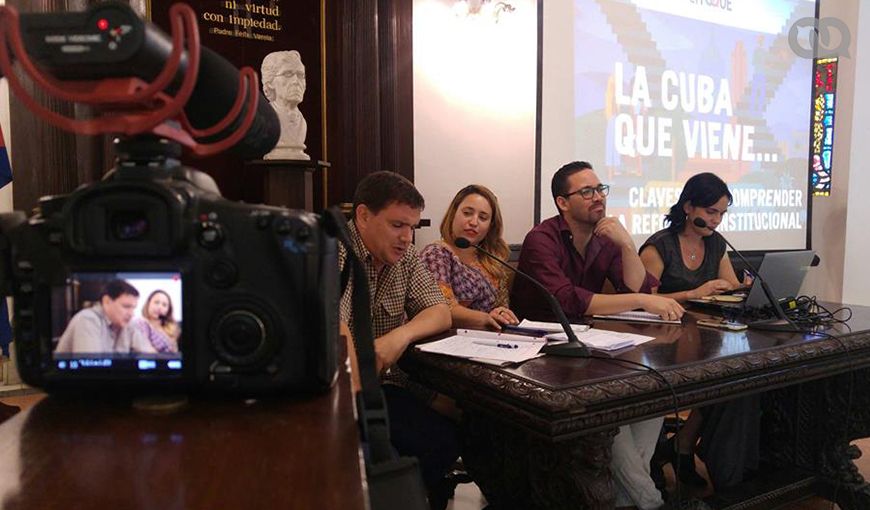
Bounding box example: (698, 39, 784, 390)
(339, 219, 446, 388)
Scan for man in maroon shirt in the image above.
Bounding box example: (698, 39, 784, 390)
(511, 161, 689, 509)
(511, 161, 684, 322)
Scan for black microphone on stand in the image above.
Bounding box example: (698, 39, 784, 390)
(453, 237, 590, 357)
(692, 218, 800, 332)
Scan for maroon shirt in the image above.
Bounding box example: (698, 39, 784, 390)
(510, 215, 659, 321)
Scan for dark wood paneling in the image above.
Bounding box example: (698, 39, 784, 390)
(324, 0, 414, 207)
(8, 0, 113, 214)
(377, 0, 414, 179)
(325, 0, 380, 207)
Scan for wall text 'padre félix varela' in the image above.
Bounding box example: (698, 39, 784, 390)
(201, 1, 282, 42)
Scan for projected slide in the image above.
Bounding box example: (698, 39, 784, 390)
(540, 0, 816, 250)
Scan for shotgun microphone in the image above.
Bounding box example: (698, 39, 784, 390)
(692, 218, 800, 331)
(454, 237, 589, 357)
(16, 3, 280, 159)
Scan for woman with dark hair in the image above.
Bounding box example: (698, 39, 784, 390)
(640, 172, 747, 302)
(420, 184, 519, 330)
(640, 173, 757, 492)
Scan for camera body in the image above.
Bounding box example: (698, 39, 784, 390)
(2, 142, 339, 394)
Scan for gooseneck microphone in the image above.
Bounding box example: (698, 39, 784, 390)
(692, 218, 799, 331)
(454, 237, 589, 357)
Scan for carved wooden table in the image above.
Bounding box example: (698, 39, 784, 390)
(404, 305, 870, 510)
(0, 365, 367, 510)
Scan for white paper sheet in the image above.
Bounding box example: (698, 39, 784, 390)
(416, 330, 546, 363)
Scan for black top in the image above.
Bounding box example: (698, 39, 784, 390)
(639, 228, 726, 294)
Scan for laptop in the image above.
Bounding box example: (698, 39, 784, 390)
(689, 250, 816, 312)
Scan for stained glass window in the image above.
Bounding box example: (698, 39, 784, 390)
(811, 58, 837, 197)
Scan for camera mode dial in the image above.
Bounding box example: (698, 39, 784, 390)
(197, 221, 224, 248)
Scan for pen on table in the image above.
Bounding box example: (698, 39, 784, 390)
(472, 340, 519, 349)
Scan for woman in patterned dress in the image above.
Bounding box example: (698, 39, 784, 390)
(420, 184, 519, 330)
(130, 290, 180, 353)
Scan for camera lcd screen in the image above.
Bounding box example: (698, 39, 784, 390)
(51, 272, 183, 375)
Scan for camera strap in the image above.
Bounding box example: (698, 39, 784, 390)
(321, 208, 399, 458)
(323, 207, 429, 510)
(322, 208, 428, 509)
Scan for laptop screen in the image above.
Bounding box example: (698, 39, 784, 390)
(745, 251, 816, 308)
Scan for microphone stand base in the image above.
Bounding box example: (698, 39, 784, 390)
(541, 342, 591, 358)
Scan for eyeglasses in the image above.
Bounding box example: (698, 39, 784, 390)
(563, 184, 610, 200)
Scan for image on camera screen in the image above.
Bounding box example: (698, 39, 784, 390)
(51, 272, 183, 373)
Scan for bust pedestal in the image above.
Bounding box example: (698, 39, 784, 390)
(244, 159, 330, 211)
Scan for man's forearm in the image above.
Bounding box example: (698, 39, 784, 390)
(621, 245, 647, 292)
(586, 293, 645, 316)
(397, 303, 452, 347)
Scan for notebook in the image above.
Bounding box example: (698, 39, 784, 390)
(545, 328, 655, 351)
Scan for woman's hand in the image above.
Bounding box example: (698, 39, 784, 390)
(690, 279, 733, 299)
(742, 271, 754, 288)
(489, 306, 519, 327)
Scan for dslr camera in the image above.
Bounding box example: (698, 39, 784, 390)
(0, 2, 339, 393)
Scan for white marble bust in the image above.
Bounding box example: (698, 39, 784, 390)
(261, 50, 309, 160)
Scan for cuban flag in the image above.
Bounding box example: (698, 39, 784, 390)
(0, 127, 12, 356)
(0, 127, 9, 187)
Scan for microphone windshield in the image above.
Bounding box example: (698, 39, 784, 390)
(18, 5, 280, 159)
(693, 217, 709, 229)
(454, 237, 471, 249)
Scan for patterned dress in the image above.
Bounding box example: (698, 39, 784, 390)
(419, 241, 510, 312)
(130, 317, 178, 353)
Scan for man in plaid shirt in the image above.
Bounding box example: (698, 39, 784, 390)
(340, 171, 456, 508)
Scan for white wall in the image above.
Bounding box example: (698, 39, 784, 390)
(799, 0, 869, 306)
(799, 0, 857, 303)
(841, 1, 870, 306)
(413, 0, 537, 246)
(413, 0, 869, 306)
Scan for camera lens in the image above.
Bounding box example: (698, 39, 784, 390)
(220, 311, 265, 356)
(212, 309, 275, 367)
(110, 211, 149, 241)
